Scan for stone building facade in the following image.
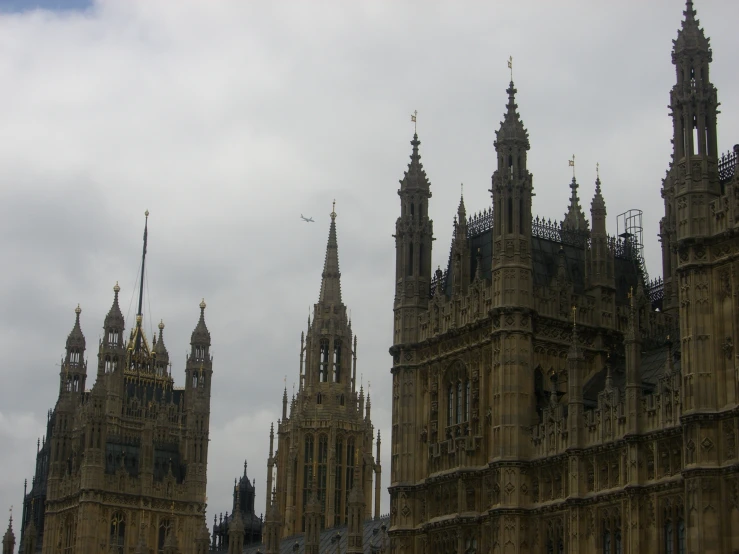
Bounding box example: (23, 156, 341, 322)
(19, 215, 212, 554)
(265, 207, 381, 551)
(388, 2, 739, 553)
(210, 461, 263, 551)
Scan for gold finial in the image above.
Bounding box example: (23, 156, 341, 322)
(411, 110, 418, 133)
(331, 199, 337, 220)
(199, 298, 206, 310)
(568, 154, 576, 179)
(461, 183, 464, 198)
(145, 209, 149, 219)
(596, 162, 600, 179)
(571, 305, 577, 326)
(158, 319, 164, 331)
(75, 304, 81, 316)
(114, 281, 120, 294)
(508, 55, 513, 81)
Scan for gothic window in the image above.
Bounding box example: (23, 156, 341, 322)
(192, 372, 198, 388)
(340, 394, 345, 406)
(664, 520, 673, 554)
(465, 380, 471, 422)
(419, 243, 426, 275)
(345, 438, 355, 520)
(508, 154, 513, 178)
(319, 340, 329, 382)
(407, 243, 414, 276)
(456, 381, 463, 424)
(519, 198, 524, 234)
(158, 519, 171, 553)
(110, 512, 125, 554)
(333, 341, 341, 383)
(692, 115, 698, 156)
(410, 202, 415, 219)
(318, 435, 328, 528)
(70, 349, 80, 365)
(663, 502, 685, 554)
(677, 519, 685, 554)
(317, 393, 322, 405)
(108, 330, 118, 346)
(447, 386, 454, 427)
(73, 375, 79, 392)
(302, 435, 314, 531)
(334, 438, 343, 525)
(105, 355, 113, 373)
(507, 198, 513, 233)
(602, 530, 610, 554)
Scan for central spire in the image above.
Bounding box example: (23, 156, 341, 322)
(318, 200, 343, 306)
(134, 210, 149, 353)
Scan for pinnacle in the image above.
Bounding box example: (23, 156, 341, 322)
(190, 299, 211, 347)
(399, 132, 431, 192)
(562, 176, 589, 232)
(496, 81, 529, 147)
(674, 0, 710, 57)
(318, 210, 343, 306)
(457, 190, 466, 223)
(104, 282, 125, 331)
(66, 304, 86, 351)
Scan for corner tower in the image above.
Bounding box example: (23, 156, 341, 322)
(393, 131, 434, 346)
(269, 205, 378, 539)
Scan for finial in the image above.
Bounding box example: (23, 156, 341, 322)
(331, 199, 337, 220)
(244, 459, 248, 477)
(411, 110, 417, 134)
(145, 209, 149, 219)
(507, 55, 513, 81)
(568, 154, 576, 179)
(114, 281, 120, 294)
(596, 162, 600, 180)
(75, 304, 81, 316)
(460, 182, 464, 199)
(200, 298, 206, 311)
(158, 319, 164, 331)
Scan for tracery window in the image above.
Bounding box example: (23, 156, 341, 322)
(601, 508, 622, 554)
(158, 518, 170, 554)
(110, 512, 125, 554)
(345, 437, 355, 520)
(63, 516, 75, 554)
(663, 501, 685, 554)
(302, 435, 314, 532)
(333, 340, 341, 383)
(319, 340, 329, 382)
(318, 435, 328, 528)
(334, 438, 343, 524)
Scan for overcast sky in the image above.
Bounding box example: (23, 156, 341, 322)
(0, 0, 737, 529)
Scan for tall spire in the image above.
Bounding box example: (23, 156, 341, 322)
(673, 0, 710, 57)
(134, 210, 149, 353)
(65, 305, 86, 359)
(104, 282, 124, 333)
(318, 201, 343, 306)
(496, 80, 529, 147)
(399, 132, 430, 192)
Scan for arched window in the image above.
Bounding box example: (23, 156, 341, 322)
(410, 203, 415, 219)
(105, 355, 113, 373)
(456, 381, 463, 424)
(602, 530, 610, 554)
(319, 340, 329, 382)
(407, 243, 414, 276)
(447, 386, 454, 427)
(63, 517, 75, 553)
(158, 518, 171, 554)
(345, 438, 355, 520)
(664, 520, 674, 554)
(318, 435, 328, 528)
(677, 518, 685, 554)
(507, 198, 513, 233)
(465, 381, 471, 422)
(419, 243, 426, 275)
(110, 512, 125, 554)
(316, 393, 322, 405)
(340, 394, 345, 406)
(334, 437, 343, 524)
(302, 435, 315, 532)
(333, 341, 341, 383)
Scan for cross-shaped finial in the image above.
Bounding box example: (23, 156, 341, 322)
(411, 110, 417, 133)
(508, 56, 513, 81)
(569, 154, 576, 179)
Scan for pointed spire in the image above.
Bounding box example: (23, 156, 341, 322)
(674, 0, 710, 57)
(153, 320, 168, 358)
(3, 507, 15, 552)
(318, 201, 343, 306)
(457, 186, 466, 223)
(591, 166, 606, 216)
(399, 132, 431, 192)
(104, 282, 125, 331)
(190, 299, 211, 348)
(562, 176, 589, 232)
(496, 80, 529, 147)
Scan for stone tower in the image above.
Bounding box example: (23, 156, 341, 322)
(269, 205, 379, 539)
(387, 2, 739, 553)
(21, 213, 213, 554)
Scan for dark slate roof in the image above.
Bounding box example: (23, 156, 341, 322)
(239, 517, 390, 554)
(443, 226, 643, 300)
(582, 343, 680, 406)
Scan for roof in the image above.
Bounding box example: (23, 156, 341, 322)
(239, 517, 390, 554)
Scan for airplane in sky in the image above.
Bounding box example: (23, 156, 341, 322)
(300, 214, 315, 223)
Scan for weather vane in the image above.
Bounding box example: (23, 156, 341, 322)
(411, 110, 417, 133)
(508, 56, 513, 81)
(569, 154, 576, 179)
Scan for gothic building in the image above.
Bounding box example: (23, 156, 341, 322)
(388, 2, 739, 553)
(264, 205, 381, 552)
(210, 461, 263, 550)
(19, 214, 213, 554)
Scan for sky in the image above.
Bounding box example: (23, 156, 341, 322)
(0, 0, 738, 531)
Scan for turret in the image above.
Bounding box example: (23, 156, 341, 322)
(152, 320, 169, 377)
(3, 511, 15, 554)
(450, 192, 471, 296)
(186, 299, 212, 394)
(562, 175, 589, 233)
(100, 282, 125, 376)
(60, 304, 87, 398)
(227, 487, 245, 554)
(585, 170, 615, 327)
(393, 129, 434, 345)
